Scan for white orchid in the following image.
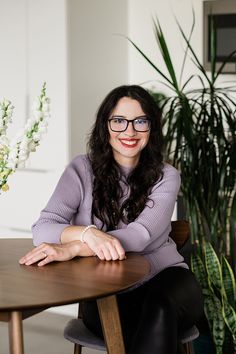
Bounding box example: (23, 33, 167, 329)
(0, 83, 50, 192)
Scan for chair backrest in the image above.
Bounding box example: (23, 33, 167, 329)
(169, 220, 189, 250)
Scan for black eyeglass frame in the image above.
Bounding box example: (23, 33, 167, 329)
(108, 116, 151, 132)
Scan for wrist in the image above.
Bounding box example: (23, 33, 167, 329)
(68, 240, 81, 257)
(73, 239, 96, 257)
(80, 224, 97, 243)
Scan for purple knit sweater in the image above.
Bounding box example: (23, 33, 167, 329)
(32, 155, 188, 282)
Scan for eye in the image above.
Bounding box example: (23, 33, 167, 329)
(135, 118, 148, 125)
(112, 117, 125, 124)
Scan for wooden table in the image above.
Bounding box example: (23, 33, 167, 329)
(0, 239, 150, 354)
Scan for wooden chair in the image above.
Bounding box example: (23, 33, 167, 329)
(64, 220, 199, 354)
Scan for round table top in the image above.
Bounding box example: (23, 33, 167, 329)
(0, 239, 150, 311)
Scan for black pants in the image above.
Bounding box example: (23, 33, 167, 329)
(81, 266, 204, 354)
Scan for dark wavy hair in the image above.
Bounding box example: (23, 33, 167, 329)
(87, 85, 164, 230)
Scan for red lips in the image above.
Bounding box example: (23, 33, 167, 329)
(119, 139, 139, 148)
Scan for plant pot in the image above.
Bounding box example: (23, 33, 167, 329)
(192, 313, 215, 354)
(193, 334, 215, 354)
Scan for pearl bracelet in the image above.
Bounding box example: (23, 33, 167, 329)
(80, 224, 97, 243)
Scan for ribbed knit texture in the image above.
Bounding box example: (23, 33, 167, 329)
(32, 155, 188, 283)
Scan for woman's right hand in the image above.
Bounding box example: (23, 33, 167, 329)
(19, 240, 95, 267)
(83, 228, 126, 261)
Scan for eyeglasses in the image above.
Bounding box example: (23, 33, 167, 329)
(108, 116, 151, 132)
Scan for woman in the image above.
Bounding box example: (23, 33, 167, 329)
(20, 85, 203, 354)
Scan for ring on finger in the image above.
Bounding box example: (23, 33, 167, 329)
(42, 251, 47, 258)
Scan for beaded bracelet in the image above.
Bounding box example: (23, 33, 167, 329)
(80, 224, 97, 243)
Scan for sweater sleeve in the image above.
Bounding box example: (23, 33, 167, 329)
(109, 165, 181, 252)
(32, 156, 86, 246)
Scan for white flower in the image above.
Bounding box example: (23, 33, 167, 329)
(0, 135, 9, 146)
(32, 98, 41, 111)
(0, 83, 50, 191)
(42, 103, 50, 112)
(32, 110, 44, 120)
(38, 125, 47, 134)
(17, 161, 25, 168)
(6, 160, 16, 170)
(25, 118, 36, 129)
(18, 152, 28, 161)
(0, 99, 14, 136)
(32, 132, 42, 141)
(19, 139, 28, 150)
(28, 141, 37, 152)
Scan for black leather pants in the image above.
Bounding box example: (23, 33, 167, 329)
(81, 266, 204, 354)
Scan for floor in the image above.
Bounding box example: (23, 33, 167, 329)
(0, 311, 106, 354)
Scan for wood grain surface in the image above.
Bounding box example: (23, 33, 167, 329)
(0, 239, 150, 311)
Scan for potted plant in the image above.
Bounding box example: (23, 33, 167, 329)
(128, 13, 236, 354)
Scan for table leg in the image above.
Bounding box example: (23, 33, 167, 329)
(8, 311, 24, 354)
(97, 295, 125, 354)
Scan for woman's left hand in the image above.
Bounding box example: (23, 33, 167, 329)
(19, 241, 82, 267)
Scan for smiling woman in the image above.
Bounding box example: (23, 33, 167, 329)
(108, 97, 151, 167)
(19, 85, 203, 354)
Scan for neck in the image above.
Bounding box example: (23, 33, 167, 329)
(113, 155, 139, 169)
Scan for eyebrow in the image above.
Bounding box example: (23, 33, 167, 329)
(111, 115, 148, 119)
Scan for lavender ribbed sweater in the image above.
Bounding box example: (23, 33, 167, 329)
(32, 155, 188, 282)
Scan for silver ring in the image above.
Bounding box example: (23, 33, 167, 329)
(42, 251, 47, 258)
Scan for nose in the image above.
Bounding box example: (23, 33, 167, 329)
(124, 121, 136, 135)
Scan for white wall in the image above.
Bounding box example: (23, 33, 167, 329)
(128, 0, 204, 93)
(68, 0, 128, 158)
(128, 0, 236, 91)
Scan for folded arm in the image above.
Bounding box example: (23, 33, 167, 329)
(26, 158, 180, 265)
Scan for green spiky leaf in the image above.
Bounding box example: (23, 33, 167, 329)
(204, 294, 225, 354)
(205, 242, 222, 290)
(222, 299, 236, 349)
(221, 255, 236, 306)
(191, 253, 209, 294)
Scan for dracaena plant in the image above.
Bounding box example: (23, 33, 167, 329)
(128, 12, 236, 354)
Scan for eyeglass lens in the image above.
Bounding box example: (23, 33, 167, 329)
(109, 117, 150, 132)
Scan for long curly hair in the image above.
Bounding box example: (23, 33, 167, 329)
(88, 85, 164, 230)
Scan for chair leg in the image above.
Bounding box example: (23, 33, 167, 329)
(74, 343, 82, 354)
(183, 341, 195, 354)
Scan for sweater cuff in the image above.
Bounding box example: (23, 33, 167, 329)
(32, 223, 70, 246)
